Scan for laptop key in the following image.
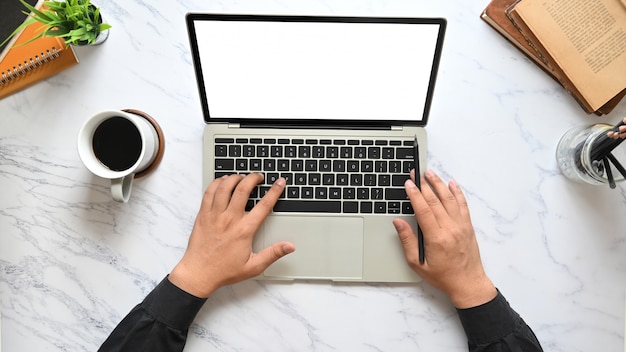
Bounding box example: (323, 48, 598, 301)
(388, 202, 401, 214)
(392, 175, 410, 186)
(215, 159, 234, 170)
(271, 146, 283, 157)
(257, 146, 269, 157)
(368, 147, 380, 159)
(402, 202, 414, 214)
(302, 187, 314, 199)
(299, 146, 311, 158)
(389, 161, 402, 173)
(378, 175, 390, 187)
(263, 159, 276, 171)
(343, 201, 358, 213)
(315, 187, 328, 199)
(350, 174, 362, 186)
(215, 145, 227, 156)
(281, 173, 293, 185)
(250, 159, 262, 171)
(243, 145, 255, 157)
(274, 200, 341, 213)
(319, 160, 331, 172)
(267, 173, 279, 184)
(326, 146, 339, 158)
(403, 161, 414, 173)
(236, 159, 247, 170)
(229, 145, 241, 157)
(385, 188, 409, 200)
(371, 188, 384, 200)
(305, 160, 317, 171)
(287, 187, 300, 198)
(295, 173, 307, 185)
(337, 174, 349, 185)
(291, 159, 304, 171)
(333, 160, 346, 172)
(312, 146, 324, 158)
(285, 146, 297, 157)
(277, 159, 290, 171)
(355, 147, 366, 158)
(395, 148, 414, 159)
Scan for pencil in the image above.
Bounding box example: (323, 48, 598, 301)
(590, 119, 626, 162)
(414, 135, 425, 263)
(602, 157, 616, 189)
(607, 153, 626, 180)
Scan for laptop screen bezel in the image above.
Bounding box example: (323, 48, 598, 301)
(186, 13, 446, 128)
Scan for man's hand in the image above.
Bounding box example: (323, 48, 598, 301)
(393, 169, 497, 309)
(169, 173, 295, 298)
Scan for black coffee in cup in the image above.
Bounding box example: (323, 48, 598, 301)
(92, 116, 143, 171)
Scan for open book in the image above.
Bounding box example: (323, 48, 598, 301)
(504, 0, 626, 114)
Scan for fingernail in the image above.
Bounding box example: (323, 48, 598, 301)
(425, 169, 435, 178)
(405, 179, 417, 188)
(282, 244, 295, 254)
(275, 177, 286, 186)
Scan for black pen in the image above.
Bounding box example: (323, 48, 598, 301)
(414, 135, 425, 263)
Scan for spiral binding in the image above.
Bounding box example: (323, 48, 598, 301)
(0, 47, 60, 86)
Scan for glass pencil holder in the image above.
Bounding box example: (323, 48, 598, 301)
(556, 123, 626, 186)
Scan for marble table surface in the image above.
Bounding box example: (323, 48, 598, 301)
(1, 0, 626, 351)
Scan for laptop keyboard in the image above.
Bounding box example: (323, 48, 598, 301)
(214, 137, 416, 214)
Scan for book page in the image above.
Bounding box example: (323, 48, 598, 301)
(514, 0, 626, 111)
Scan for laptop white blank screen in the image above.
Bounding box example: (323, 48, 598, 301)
(192, 18, 443, 123)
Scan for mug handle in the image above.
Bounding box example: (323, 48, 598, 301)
(111, 175, 134, 203)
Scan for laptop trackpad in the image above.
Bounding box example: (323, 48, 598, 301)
(263, 216, 364, 279)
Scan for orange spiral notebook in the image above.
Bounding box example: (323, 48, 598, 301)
(0, 16, 79, 100)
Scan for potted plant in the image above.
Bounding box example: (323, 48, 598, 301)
(0, 0, 112, 48)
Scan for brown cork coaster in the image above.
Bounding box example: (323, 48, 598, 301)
(122, 109, 165, 179)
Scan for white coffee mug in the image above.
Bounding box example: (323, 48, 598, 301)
(78, 110, 159, 202)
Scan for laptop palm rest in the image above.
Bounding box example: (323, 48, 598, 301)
(262, 216, 364, 280)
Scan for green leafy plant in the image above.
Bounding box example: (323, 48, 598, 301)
(0, 0, 112, 48)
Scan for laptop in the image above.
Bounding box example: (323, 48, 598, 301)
(186, 14, 446, 282)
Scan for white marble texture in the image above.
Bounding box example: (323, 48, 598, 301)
(1, 0, 626, 351)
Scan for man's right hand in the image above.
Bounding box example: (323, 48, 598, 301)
(393, 169, 497, 309)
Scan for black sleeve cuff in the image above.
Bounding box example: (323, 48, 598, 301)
(455, 289, 520, 346)
(141, 276, 208, 331)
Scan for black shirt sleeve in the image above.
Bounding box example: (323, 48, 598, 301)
(98, 276, 207, 352)
(99, 280, 542, 352)
(456, 290, 543, 352)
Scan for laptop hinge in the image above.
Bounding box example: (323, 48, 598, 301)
(228, 123, 399, 131)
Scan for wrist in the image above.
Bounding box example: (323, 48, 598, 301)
(448, 277, 497, 309)
(169, 262, 220, 298)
